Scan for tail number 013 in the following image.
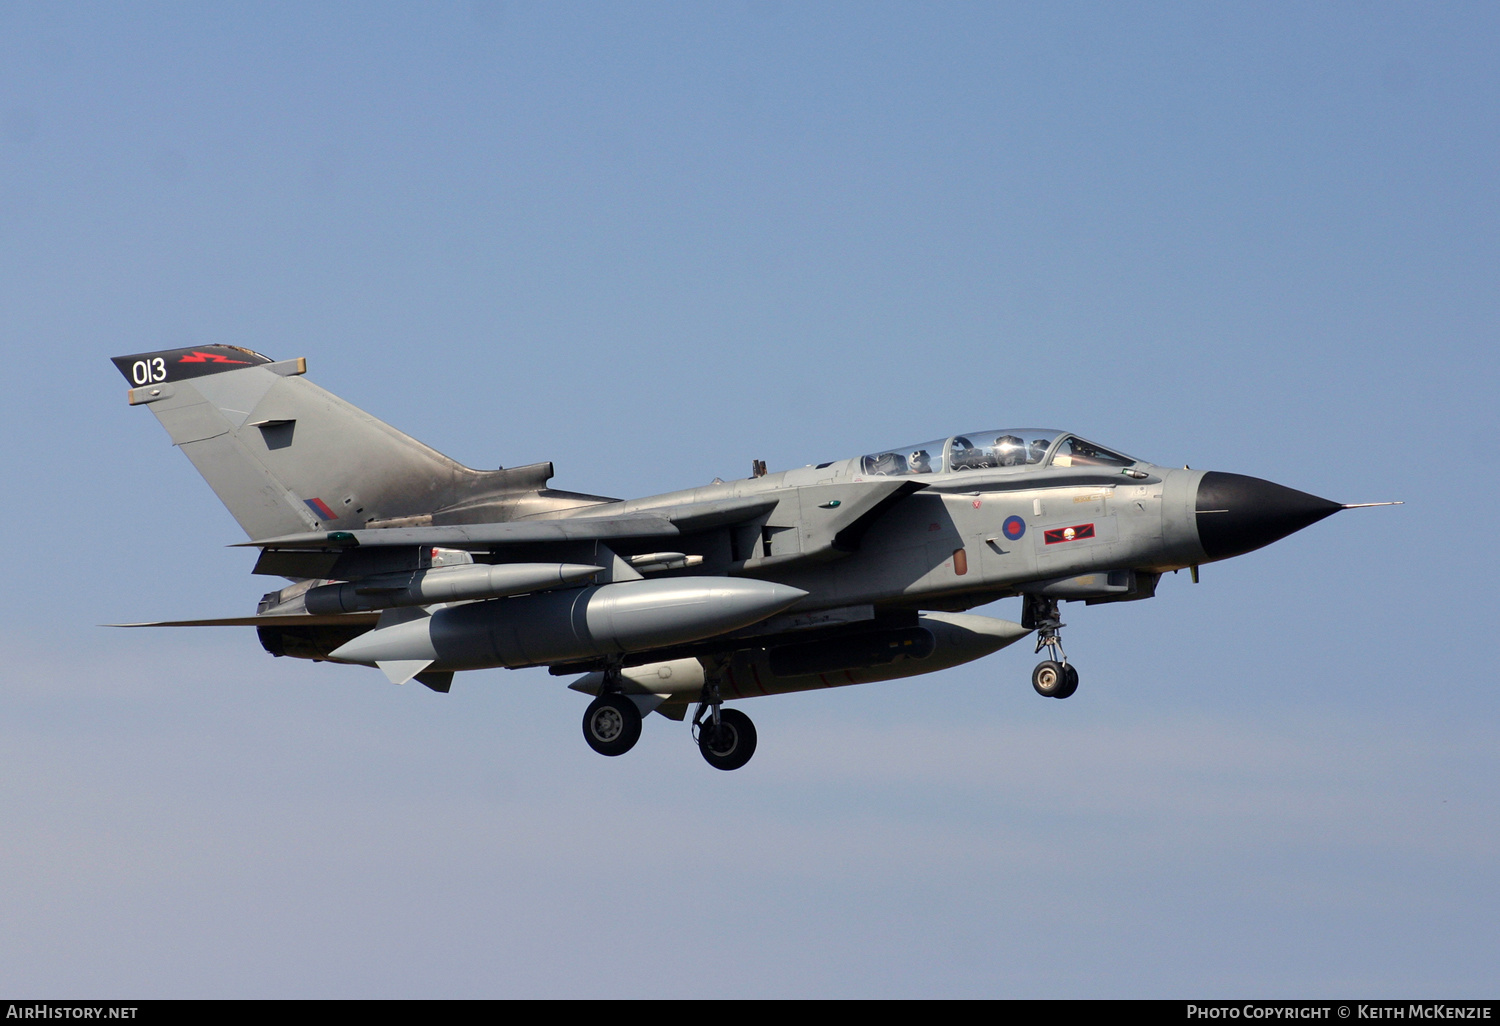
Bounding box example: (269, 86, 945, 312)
(131, 358, 167, 385)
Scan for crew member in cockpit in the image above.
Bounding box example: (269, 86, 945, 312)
(994, 434, 1027, 467)
(908, 449, 933, 474)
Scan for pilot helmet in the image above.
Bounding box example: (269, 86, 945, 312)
(994, 434, 1026, 466)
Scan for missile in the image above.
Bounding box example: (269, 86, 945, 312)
(303, 562, 604, 614)
(569, 611, 1032, 703)
(329, 576, 808, 673)
(628, 551, 704, 572)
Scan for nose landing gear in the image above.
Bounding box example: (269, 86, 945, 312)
(1024, 596, 1079, 699)
(1031, 659, 1079, 699)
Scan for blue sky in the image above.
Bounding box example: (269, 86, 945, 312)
(1, 2, 1496, 997)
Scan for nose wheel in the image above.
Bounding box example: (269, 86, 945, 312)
(1025, 595, 1079, 699)
(1031, 660, 1079, 699)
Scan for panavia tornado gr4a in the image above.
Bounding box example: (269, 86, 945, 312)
(111, 346, 1396, 770)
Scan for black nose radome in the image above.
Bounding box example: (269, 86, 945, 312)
(1195, 472, 1343, 562)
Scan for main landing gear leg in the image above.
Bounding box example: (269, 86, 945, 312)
(692, 663, 757, 771)
(1024, 595, 1079, 700)
(582, 662, 643, 757)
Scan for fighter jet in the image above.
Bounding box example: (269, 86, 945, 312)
(111, 345, 1396, 770)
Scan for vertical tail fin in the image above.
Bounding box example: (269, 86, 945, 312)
(113, 347, 531, 541)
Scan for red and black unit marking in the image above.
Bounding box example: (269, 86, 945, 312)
(1043, 522, 1095, 545)
(112, 345, 273, 387)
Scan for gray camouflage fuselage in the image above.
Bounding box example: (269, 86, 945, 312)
(112, 345, 1365, 754)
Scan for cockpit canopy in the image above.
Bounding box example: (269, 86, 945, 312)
(859, 430, 1139, 477)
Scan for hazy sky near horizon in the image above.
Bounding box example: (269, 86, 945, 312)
(1, 2, 1496, 997)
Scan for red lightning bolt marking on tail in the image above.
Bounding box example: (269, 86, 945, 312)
(178, 350, 251, 365)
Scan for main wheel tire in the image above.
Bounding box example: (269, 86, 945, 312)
(582, 694, 642, 756)
(698, 707, 757, 771)
(1054, 663, 1079, 699)
(1032, 660, 1066, 698)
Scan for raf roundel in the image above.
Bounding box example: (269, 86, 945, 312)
(1002, 515, 1026, 541)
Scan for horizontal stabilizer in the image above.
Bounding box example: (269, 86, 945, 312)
(106, 613, 381, 628)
